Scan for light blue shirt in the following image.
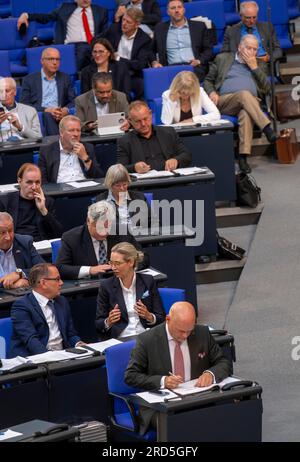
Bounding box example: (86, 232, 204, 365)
(166, 21, 194, 65)
(93, 93, 109, 118)
(107, 190, 131, 226)
(0, 246, 16, 278)
(41, 69, 59, 108)
(241, 24, 266, 57)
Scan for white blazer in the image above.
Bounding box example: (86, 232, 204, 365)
(161, 87, 221, 125)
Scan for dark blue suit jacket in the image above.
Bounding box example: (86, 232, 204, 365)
(29, 3, 108, 44)
(11, 234, 45, 277)
(20, 71, 76, 112)
(95, 273, 165, 339)
(10, 292, 80, 357)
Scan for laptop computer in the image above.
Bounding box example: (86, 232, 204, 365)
(97, 112, 126, 136)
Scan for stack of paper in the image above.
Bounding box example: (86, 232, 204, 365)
(131, 170, 174, 179)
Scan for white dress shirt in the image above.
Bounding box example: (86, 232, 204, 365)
(32, 290, 63, 351)
(65, 6, 95, 44)
(118, 273, 147, 338)
(57, 141, 86, 183)
(78, 237, 108, 279)
(117, 30, 138, 60)
(94, 93, 109, 117)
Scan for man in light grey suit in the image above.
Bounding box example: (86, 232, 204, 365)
(221, 1, 282, 75)
(75, 72, 130, 134)
(125, 301, 231, 434)
(0, 77, 42, 141)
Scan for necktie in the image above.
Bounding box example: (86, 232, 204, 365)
(247, 27, 253, 34)
(174, 341, 185, 380)
(98, 240, 107, 264)
(47, 300, 56, 323)
(82, 8, 93, 44)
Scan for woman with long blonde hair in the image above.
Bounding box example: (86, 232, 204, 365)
(161, 70, 220, 125)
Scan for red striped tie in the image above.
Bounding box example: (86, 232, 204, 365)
(174, 341, 185, 380)
(82, 8, 93, 44)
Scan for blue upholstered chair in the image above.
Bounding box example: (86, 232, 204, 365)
(105, 340, 156, 441)
(0, 50, 11, 77)
(51, 239, 62, 263)
(0, 317, 12, 359)
(158, 288, 186, 314)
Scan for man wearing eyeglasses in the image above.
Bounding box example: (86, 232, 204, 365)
(56, 200, 149, 280)
(21, 48, 76, 136)
(0, 212, 44, 291)
(10, 263, 85, 358)
(221, 1, 282, 74)
(75, 72, 129, 134)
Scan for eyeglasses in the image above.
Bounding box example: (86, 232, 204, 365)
(108, 260, 127, 267)
(41, 277, 61, 282)
(43, 57, 60, 62)
(92, 50, 108, 55)
(243, 16, 257, 20)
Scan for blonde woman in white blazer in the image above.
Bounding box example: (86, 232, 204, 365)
(161, 71, 221, 125)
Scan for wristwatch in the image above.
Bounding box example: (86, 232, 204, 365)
(16, 268, 23, 279)
(83, 156, 90, 164)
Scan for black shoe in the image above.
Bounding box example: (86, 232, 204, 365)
(238, 156, 251, 174)
(263, 124, 278, 144)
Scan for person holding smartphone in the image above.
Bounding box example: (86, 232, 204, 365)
(10, 263, 85, 358)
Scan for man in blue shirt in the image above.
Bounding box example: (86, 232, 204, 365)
(21, 47, 75, 136)
(0, 212, 44, 290)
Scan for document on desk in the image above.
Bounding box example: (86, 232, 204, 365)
(136, 390, 179, 403)
(138, 268, 161, 277)
(0, 356, 32, 371)
(88, 338, 122, 353)
(0, 183, 18, 193)
(173, 376, 242, 396)
(0, 430, 22, 441)
(27, 350, 92, 364)
(173, 167, 208, 175)
(130, 170, 174, 180)
(67, 181, 99, 188)
(33, 238, 60, 251)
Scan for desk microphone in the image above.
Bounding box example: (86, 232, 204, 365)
(82, 345, 101, 357)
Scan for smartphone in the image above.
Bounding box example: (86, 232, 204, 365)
(0, 107, 5, 114)
(65, 347, 88, 354)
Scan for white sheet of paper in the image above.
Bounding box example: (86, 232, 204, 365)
(27, 349, 92, 364)
(137, 268, 161, 277)
(67, 181, 99, 188)
(0, 430, 23, 441)
(88, 339, 122, 353)
(0, 356, 32, 371)
(136, 390, 178, 403)
(173, 167, 208, 175)
(131, 170, 174, 179)
(33, 240, 51, 250)
(0, 183, 18, 192)
(173, 376, 243, 396)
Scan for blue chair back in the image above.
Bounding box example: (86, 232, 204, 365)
(143, 192, 153, 206)
(222, 0, 240, 24)
(105, 340, 139, 395)
(256, 0, 292, 49)
(0, 50, 11, 77)
(32, 151, 39, 165)
(26, 44, 77, 77)
(0, 0, 11, 18)
(158, 288, 186, 314)
(92, 0, 116, 24)
(0, 18, 36, 76)
(287, 0, 300, 19)
(51, 239, 62, 263)
(0, 317, 12, 359)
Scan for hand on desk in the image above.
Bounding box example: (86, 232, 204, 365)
(165, 374, 184, 389)
(195, 371, 214, 387)
(165, 158, 178, 171)
(134, 162, 151, 174)
(0, 272, 29, 289)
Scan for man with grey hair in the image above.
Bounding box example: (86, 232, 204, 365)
(56, 200, 149, 279)
(221, 1, 282, 74)
(0, 212, 44, 289)
(0, 77, 42, 141)
(204, 34, 276, 174)
(38, 115, 103, 183)
(20, 47, 75, 136)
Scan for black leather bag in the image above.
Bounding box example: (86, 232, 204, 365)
(217, 233, 246, 260)
(236, 173, 261, 208)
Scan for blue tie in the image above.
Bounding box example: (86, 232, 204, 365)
(98, 240, 107, 264)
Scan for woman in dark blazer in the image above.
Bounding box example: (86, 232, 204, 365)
(95, 242, 165, 339)
(95, 163, 153, 229)
(80, 38, 131, 101)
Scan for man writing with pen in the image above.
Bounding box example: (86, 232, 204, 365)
(125, 301, 232, 435)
